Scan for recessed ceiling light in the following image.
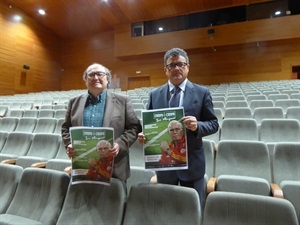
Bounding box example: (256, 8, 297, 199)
(274, 11, 281, 16)
(13, 15, 22, 21)
(38, 9, 46, 15)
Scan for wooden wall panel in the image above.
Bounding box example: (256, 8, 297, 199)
(0, 1, 62, 95)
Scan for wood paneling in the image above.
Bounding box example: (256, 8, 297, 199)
(114, 15, 300, 57)
(4, 0, 272, 38)
(1, 0, 300, 94)
(0, 1, 62, 95)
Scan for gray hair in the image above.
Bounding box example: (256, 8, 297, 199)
(82, 63, 111, 87)
(168, 120, 183, 130)
(163, 48, 189, 66)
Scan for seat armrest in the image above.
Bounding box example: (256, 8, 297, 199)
(64, 166, 72, 174)
(31, 162, 47, 168)
(1, 159, 17, 164)
(207, 177, 217, 194)
(150, 175, 157, 183)
(271, 183, 284, 198)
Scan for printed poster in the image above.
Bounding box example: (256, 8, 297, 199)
(70, 127, 114, 185)
(142, 107, 188, 171)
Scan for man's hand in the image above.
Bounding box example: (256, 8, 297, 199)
(182, 116, 198, 131)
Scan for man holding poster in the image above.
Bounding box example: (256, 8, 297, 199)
(138, 48, 219, 211)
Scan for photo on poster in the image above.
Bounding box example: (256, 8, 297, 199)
(70, 127, 114, 185)
(142, 107, 188, 171)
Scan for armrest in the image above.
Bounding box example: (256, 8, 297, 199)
(271, 183, 284, 198)
(1, 159, 17, 164)
(150, 175, 157, 183)
(64, 166, 72, 174)
(207, 177, 217, 194)
(31, 162, 47, 168)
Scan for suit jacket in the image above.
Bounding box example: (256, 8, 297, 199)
(148, 80, 219, 180)
(62, 90, 142, 181)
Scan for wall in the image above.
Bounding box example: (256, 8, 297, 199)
(0, 1, 62, 95)
(61, 15, 300, 91)
(1, 0, 300, 94)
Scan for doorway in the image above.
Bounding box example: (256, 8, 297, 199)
(292, 65, 300, 79)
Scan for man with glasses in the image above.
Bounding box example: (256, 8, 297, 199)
(62, 63, 142, 185)
(138, 48, 219, 211)
(160, 120, 186, 165)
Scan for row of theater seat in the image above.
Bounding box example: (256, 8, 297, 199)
(0, 132, 70, 171)
(0, 164, 299, 225)
(0, 107, 67, 119)
(0, 117, 64, 134)
(204, 118, 300, 149)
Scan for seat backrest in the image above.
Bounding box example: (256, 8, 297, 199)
(0, 117, 19, 132)
(0, 105, 9, 117)
(273, 142, 300, 184)
(286, 106, 300, 122)
(20, 102, 33, 110)
(56, 178, 126, 225)
(281, 181, 300, 224)
(38, 109, 55, 118)
(123, 183, 201, 225)
(290, 93, 300, 101)
(259, 119, 300, 143)
(220, 118, 258, 141)
(54, 109, 67, 119)
(54, 118, 64, 134)
(246, 94, 267, 103)
(14, 117, 38, 133)
(203, 191, 299, 225)
(268, 93, 289, 102)
(2, 168, 69, 225)
(0, 131, 9, 152)
(224, 107, 252, 119)
(215, 140, 271, 182)
(127, 166, 155, 195)
(33, 118, 57, 133)
(253, 107, 284, 125)
(249, 100, 274, 112)
(203, 139, 215, 178)
(0, 164, 23, 213)
(16, 133, 61, 168)
(8, 109, 25, 117)
(0, 132, 33, 161)
(275, 99, 300, 113)
(225, 100, 248, 108)
(23, 109, 39, 118)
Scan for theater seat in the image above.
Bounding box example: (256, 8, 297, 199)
(203, 191, 298, 225)
(0, 168, 69, 225)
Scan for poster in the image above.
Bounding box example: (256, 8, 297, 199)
(142, 107, 188, 171)
(70, 127, 114, 185)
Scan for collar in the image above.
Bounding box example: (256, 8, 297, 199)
(168, 79, 188, 92)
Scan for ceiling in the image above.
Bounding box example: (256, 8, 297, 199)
(5, 0, 273, 39)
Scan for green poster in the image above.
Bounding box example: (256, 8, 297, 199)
(70, 127, 114, 185)
(142, 107, 188, 171)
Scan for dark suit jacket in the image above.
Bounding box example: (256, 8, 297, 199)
(148, 80, 219, 180)
(62, 91, 142, 180)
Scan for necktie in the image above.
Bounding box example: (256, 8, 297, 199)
(169, 86, 181, 107)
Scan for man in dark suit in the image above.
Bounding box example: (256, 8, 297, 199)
(62, 63, 142, 183)
(138, 48, 219, 209)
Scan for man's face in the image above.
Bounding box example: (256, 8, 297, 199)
(169, 123, 183, 141)
(85, 65, 109, 93)
(164, 55, 189, 86)
(97, 142, 110, 157)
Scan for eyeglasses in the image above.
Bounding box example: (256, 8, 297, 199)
(169, 128, 182, 132)
(87, 72, 106, 79)
(165, 62, 188, 70)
